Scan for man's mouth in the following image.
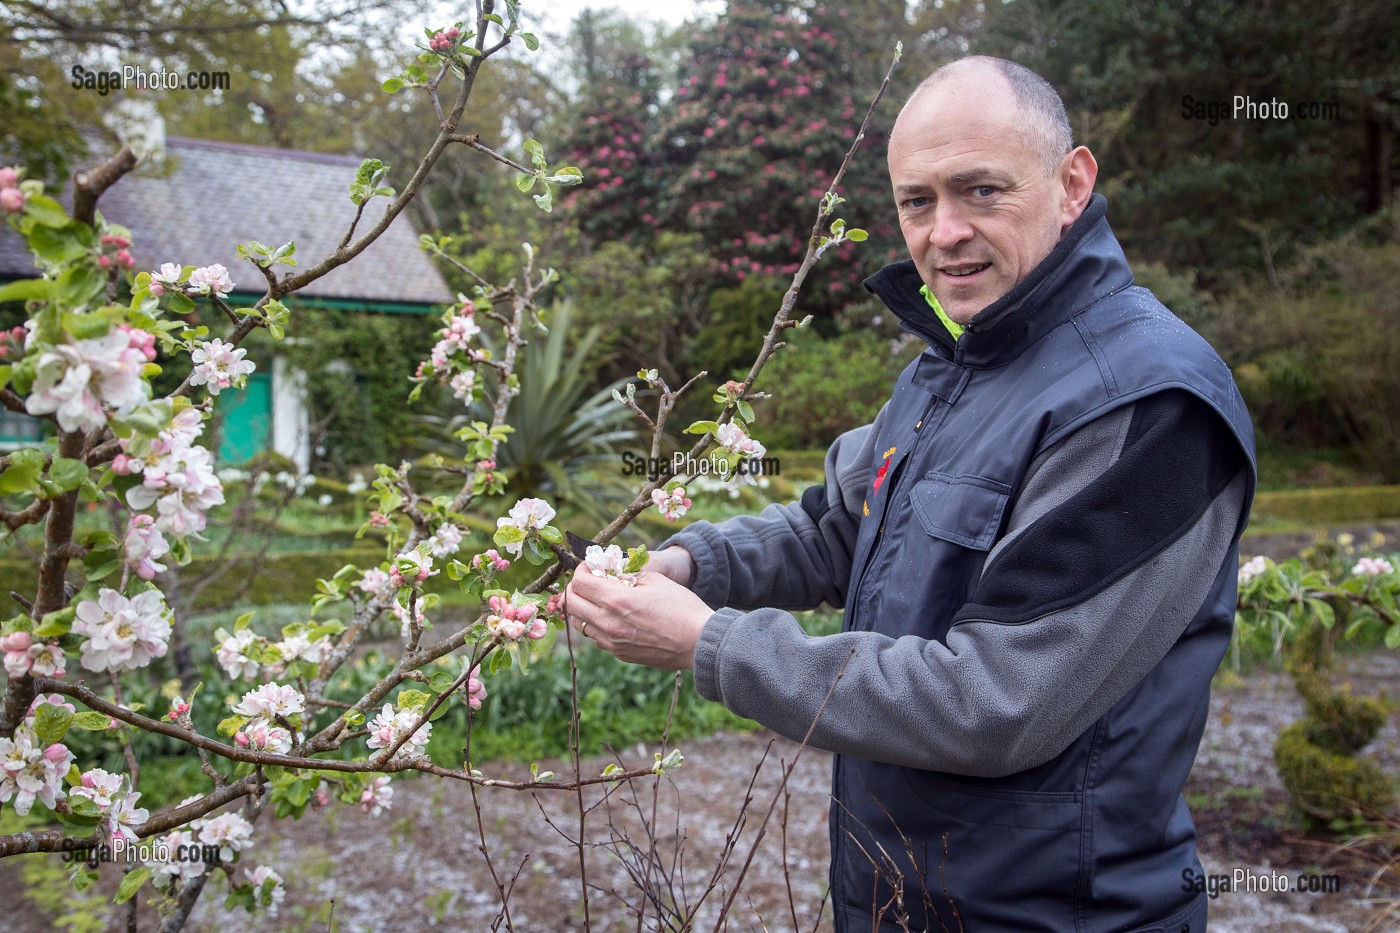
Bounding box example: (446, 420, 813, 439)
(939, 263, 990, 278)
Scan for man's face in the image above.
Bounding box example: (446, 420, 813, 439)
(888, 69, 1072, 325)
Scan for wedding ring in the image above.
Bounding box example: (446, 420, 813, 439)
(579, 620, 590, 638)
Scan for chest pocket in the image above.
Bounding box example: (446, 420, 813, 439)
(909, 472, 1012, 551)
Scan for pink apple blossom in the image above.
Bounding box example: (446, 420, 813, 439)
(391, 601, 429, 639)
(147, 262, 182, 297)
(359, 775, 394, 815)
(366, 704, 432, 760)
(357, 567, 393, 598)
(189, 338, 255, 395)
(198, 811, 254, 860)
(450, 369, 476, 400)
(25, 329, 152, 433)
(485, 594, 546, 641)
(470, 548, 510, 573)
(107, 789, 149, 844)
(149, 828, 208, 885)
(652, 486, 693, 522)
(70, 768, 125, 810)
(1, 187, 25, 213)
(232, 682, 305, 721)
(583, 544, 640, 586)
(466, 667, 487, 709)
(495, 497, 556, 556)
(186, 263, 233, 297)
(72, 588, 172, 673)
(236, 720, 293, 754)
(389, 549, 437, 587)
(0, 167, 18, 188)
(23, 641, 66, 678)
(125, 514, 170, 580)
(426, 523, 464, 557)
(1352, 556, 1394, 577)
(126, 441, 225, 537)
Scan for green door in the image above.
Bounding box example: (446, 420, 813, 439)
(217, 371, 272, 464)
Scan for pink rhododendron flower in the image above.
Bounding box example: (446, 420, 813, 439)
(216, 628, 261, 680)
(0, 726, 72, 815)
(72, 588, 172, 673)
(186, 263, 233, 297)
(360, 775, 394, 815)
(366, 704, 432, 760)
(232, 682, 305, 721)
(189, 338, 255, 395)
(652, 486, 693, 522)
(125, 514, 170, 580)
(1352, 556, 1394, 577)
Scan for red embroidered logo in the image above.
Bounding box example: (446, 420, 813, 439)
(873, 447, 896, 492)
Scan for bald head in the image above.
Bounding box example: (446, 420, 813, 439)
(900, 57, 1072, 176)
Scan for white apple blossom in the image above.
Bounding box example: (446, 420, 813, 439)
(495, 497, 556, 556)
(652, 486, 693, 523)
(450, 369, 476, 400)
(357, 567, 393, 598)
(390, 602, 429, 639)
(71, 588, 172, 673)
(235, 721, 293, 755)
(366, 704, 432, 760)
(426, 523, 464, 557)
(1238, 555, 1269, 585)
(232, 682, 305, 721)
(108, 789, 149, 844)
(390, 549, 437, 587)
(248, 864, 286, 915)
(148, 828, 209, 886)
(0, 726, 72, 815)
(583, 544, 640, 586)
(216, 628, 261, 680)
(359, 775, 393, 816)
(186, 263, 233, 297)
(715, 421, 766, 460)
(148, 262, 183, 298)
(198, 810, 254, 860)
(189, 338, 256, 396)
(484, 594, 546, 641)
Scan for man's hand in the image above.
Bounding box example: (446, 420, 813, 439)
(645, 546, 696, 586)
(564, 567, 711, 670)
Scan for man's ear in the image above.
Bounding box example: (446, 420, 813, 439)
(1058, 146, 1098, 230)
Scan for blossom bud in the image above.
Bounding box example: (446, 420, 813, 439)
(97, 254, 111, 269)
(445, 26, 460, 38)
(0, 631, 32, 652)
(234, 731, 250, 747)
(116, 249, 135, 269)
(0, 167, 18, 188)
(44, 743, 69, 764)
(369, 512, 390, 527)
(0, 187, 23, 213)
(312, 789, 330, 809)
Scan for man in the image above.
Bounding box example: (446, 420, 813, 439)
(566, 56, 1255, 931)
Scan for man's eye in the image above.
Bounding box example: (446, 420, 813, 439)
(972, 185, 997, 198)
(902, 197, 930, 209)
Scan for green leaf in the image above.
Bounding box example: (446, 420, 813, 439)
(515, 173, 536, 193)
(48, 457, 89, 491)
(57, 264, 105, 308)
(23, 194, 72, 228)
(0, 278, 57, 303)
(1386, 624, 1400, 650)
(114, 867, 152, 904)
(684, 420, 719, 436)
(427, 671, 458, 692)
(382, 77, 404, 93)
(493, 525, 526, 546)
(520, 32, 539, 51)
(343, 708, 365, 726)
(537, 525, 564, 545)
(65, 796, 104, 819)
(234, 611, 254, 632)
(847, 228, 869, 242)
(737, 401, 755, 424)
(0, 447, 45, 494)
(396, 688, 430, 711)
(32, 702, 74, 745)
(533, 188, 554, 212)
(71, 711, 112, 730)
(217, 716, 248, 737)
(32, 606, 74, 638)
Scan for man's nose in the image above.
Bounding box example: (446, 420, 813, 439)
(930, 202, 974, 251)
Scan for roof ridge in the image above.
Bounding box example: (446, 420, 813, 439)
(164, 136, 365, 166)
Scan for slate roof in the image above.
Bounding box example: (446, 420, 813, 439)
(0, 136, 453, 306)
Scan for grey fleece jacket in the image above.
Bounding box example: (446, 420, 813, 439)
(667, 394, 1248, 778)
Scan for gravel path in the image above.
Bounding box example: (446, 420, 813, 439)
(1, 654, 1396, 932)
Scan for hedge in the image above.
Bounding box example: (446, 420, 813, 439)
(1249, 485, 1400, 529)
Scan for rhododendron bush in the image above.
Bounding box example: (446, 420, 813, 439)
(0, 3, 906, 927)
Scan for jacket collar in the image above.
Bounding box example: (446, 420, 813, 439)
(863, 194, 1134, 369)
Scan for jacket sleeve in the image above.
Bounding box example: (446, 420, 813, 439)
(689, 390, 1250, 778)
(660, 402, 884, 612)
